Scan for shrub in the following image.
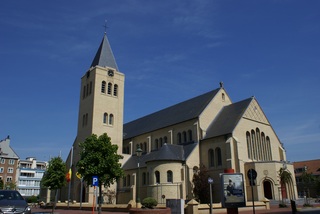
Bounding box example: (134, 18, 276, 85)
(141, 197, 157, 209)
(27, 195, 38, 203)
(279, 203, 287, 208)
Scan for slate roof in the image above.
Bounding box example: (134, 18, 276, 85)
(123, 89, 220, 139)
(122, 142, 197, 170)
(90, 33, 119, 70)
(204, 97, 253, 139)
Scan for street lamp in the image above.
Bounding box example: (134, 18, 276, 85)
(136, 145, 143, 208)
(208, 177, 213, 214)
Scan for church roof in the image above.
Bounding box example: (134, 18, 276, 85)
(122, 142, 197, 170)
(204, 97, 253, 139)
(123, 89, 220, 139)
(90, 33, 119, 70)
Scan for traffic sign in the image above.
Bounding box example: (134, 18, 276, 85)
(92, 176, 98, 186)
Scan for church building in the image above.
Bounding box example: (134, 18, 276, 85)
(62, 33, 297, 205)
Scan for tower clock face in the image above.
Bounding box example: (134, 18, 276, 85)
(108, 70, 114, 77)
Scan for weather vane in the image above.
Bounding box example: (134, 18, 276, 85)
(103, 19, 108, 34)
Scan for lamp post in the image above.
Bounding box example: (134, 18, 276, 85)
(136, 145, 143, 208)
(208, 177, 213, 214)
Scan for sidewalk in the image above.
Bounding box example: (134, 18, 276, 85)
(31, 204, 320, 214)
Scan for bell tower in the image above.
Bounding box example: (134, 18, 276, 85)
(76, 33, 124, 154)
(62, 33, 125, 203)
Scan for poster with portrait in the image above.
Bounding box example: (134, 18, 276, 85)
(220, 173, 246, 208)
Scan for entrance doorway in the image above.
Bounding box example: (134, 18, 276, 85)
(263, 180, 273, 199)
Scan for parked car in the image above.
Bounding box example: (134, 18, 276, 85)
(0, 190, 31, 214)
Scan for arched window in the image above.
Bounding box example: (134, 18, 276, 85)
(155, 139, 159, 150)
(216, 147, 222, 166)
(209, 149, 214, 167)
(251, 130, 256, 160)
(256, 128, 262, 160)
(101, 81, 106, 93)
(85, 113, 88, 126)
(164, 136, 168, 144)
(143, 142, 147, 152)
(83, 86, 86, 99)
(188, 130, 193, 142)
(159, 138, 163, 147)
(222, 93, 225, 101)
(177, 133, 182, 144)
(167, 170, 173, 183)
(266, 137, 272, 160)
(261, 132, 266, 160)
(127, 175, 131, 186)
(155, 171, 160, 184)
(103, 113, 108, 124)
(108, 82, 112, 95)
(183, 131, 187, 143)
(142, 172, 147, 185)
(89, 81, 92, 94)
(246, 132, 252, 159)
(109, 114, 114, 125)
(114, 84, 118, 96)
(86, 84, 89, 96)
(123, 176, 127, 187)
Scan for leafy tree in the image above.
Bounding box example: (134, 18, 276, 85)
(4, 181, 16, 190)
(0, 178, 3, 189)
(279, 167, 291, 206)
(192, 164, 211, 203)
(77, 133, 124, 214)
(41, 156, 67, 212)
(301, 171, 317, 205)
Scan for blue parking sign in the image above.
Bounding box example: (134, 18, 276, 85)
(92, 176, 98, 186)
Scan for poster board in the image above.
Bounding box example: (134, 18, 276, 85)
(220, 173, 246, 208)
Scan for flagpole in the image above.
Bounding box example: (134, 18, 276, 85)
(67, 146, 73, 209)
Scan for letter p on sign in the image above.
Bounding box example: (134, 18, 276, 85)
(92, 176, 98, 186)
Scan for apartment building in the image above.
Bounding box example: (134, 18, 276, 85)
(0, 136, 19, 187)
(17, 157, 47, 197)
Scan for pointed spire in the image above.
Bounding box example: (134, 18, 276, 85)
(90, 33, 119, 71)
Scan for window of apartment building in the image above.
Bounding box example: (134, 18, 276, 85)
(6, 177, 12, 182)
(9, 159, 15, 165)
(1, 159, 5, 164)
(7, 168, 13, 173)
(0, 168, 3, 173)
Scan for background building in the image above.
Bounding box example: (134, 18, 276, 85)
(0, 136, 19, 188)
(293, 159, 320, 198)
(17, 157, 47, 197)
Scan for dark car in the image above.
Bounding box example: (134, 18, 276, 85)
(0, 190, 31, 214)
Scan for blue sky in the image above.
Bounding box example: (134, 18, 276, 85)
(0, 1, 319, 162)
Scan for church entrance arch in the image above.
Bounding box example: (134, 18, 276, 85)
(263, 180, 273, 199)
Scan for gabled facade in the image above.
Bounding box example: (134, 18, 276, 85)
(0, 136, 19, 187)
(64, 33, 297, 205)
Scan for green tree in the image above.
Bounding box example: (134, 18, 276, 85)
(301, 171, 316, 205)
(4, 181, 16, 190)
(41, 156, 67, 212)
(192, 164, 211, 203)
(279, 167, 291, 206)
(0, 178, 3, 189)
(77, 133, 124, 214)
